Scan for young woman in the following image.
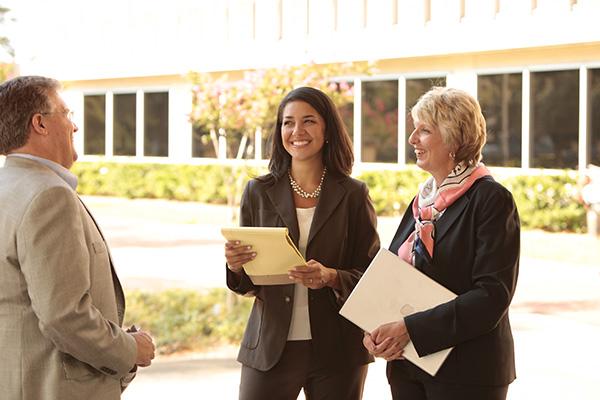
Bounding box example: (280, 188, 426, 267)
(225, 86, 380, 400)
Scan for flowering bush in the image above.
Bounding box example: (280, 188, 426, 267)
(0, 62, 15, 83)
(189, 62, 373, 159)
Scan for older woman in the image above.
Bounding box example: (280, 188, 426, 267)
(225, 86, 380, 400)
(363, 87, 520, 400)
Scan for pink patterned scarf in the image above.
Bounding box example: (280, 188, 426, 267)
(398, 163, 491, 266)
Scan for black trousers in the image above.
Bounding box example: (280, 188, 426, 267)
(389, 364, 509, 400)
(239, 340, 368, 400)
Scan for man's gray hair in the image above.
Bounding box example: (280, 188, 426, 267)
(0, 76, 61, 154)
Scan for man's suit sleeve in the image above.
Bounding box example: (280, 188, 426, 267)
(17, 186, 137, 379)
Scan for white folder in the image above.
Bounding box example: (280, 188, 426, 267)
(339, 248, 457, 376)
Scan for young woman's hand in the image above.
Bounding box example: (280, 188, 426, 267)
(288, 259, 340, 289)
(224, 240, 256, 274)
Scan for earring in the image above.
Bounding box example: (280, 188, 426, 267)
(449, 152, 456, 160)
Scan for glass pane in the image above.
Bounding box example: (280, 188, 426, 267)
(405, 77, 446, 163)
(531, 70, 579, 169)
(144, 92, 169, 157)
(263, 134, 271, 160)
(113, 93, 136, 156)
(339, 102, 354, 140)
(227, 132, 256, 159)
(83, 95, 105, 155)
(336, 81, 354, 142)
(361, 80, 398, 163)
(191, 126, 217, 158)
(591, 69, 600, 166)
(478, 73, 522, 167)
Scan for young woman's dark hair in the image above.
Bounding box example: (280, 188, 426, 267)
(266, 86, 354, 180)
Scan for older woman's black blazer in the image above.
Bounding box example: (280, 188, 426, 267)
(227, 173, 380, 372)
(388, 176, 520, 386)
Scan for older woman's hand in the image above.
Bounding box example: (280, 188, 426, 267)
(224, 240, 256, 274)
(366, 320, 411, 361)
(288, 259, 340, 290)
(363, 332, 403, 360)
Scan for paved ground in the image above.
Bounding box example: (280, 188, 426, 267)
(82, 196, 600, 400)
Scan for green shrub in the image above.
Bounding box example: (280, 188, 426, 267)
(124, 288, 252, 355)
(357, 168, 428, 216)
(73, 161, 586, 232)
(73, 162, 263, 203)
(357, 169, 586, 233)
(500, 173, 585, 233)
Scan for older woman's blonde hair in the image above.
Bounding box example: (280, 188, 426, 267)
(411, 87, 487, 165)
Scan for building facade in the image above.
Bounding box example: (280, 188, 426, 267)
(8, 0, 600, 171)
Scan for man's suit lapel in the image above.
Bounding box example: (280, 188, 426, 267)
(307, 175, 345, 247)
(266, 177, 300, 245)
(78, 197, 126, 324)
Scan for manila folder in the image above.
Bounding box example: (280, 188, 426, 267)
(221, 227, 306, 285)
(339, 248, 457, 376)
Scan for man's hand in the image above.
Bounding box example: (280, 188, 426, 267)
(131, 330, 155, 367)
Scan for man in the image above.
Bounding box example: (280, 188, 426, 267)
(0, 76, 155, 400)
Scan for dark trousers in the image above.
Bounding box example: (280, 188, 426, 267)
(389, 365, 509, 400)
(239, 341, 368, 400)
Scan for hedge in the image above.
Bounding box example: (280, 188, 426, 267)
(72, 161, 586, 232)
(124, 289, 252, 354)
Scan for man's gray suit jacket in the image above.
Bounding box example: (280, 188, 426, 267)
(0, 156, 137, 400)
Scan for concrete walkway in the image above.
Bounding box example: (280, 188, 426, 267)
(82, 196, 600, 400)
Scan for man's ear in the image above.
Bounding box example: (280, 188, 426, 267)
(31, 113, 49, 136)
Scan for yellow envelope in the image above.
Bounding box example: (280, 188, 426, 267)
(221, 227, 306, 285)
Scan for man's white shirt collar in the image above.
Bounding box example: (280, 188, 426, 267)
(8, 154, 78, 190)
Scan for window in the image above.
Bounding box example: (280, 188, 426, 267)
(227, 132, 256, 159)
(405, 77, 446, 163)
(308, 0, 336, 34)
(530, 70, 579, 168)
(331, 80, 354, 141)
(281, 0, 308, 39)
(144, 92, 169, 157)
(191, 126, 217, 158)
(361, 80, 398, 163)
(113, 93, 136, 156)
(478, 73, 522, 167)
(83, 95, 106, 155)
(339, 98, 354, 141)
(228, 0, 255, 41)
(337, 0, 363, 31)
(590, 68, 600, 165)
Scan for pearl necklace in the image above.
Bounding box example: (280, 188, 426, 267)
(288, 167, 327, 199)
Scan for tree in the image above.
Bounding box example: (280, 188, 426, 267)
(0, 5, 15, 83)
